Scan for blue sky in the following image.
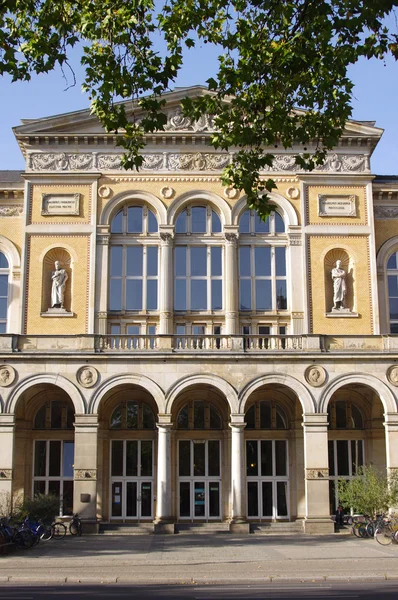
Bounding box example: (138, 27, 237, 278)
(0, 41, 397, 174)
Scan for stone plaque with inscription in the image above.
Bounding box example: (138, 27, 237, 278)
(318, 194, 356, 217)
(41, 193, 80, 216)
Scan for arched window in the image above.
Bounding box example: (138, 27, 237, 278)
(177, 400, 222, 429)
(110, 401, 156, 429)
(34, 401, 74, 429)
(387, 250, 398, 332)
(109, 205, 159, 314)
(174, 205, 223, 312)
(0, 252, 9, 333)
(245, 400, 288, 429)
(238, 210, 287, 312)
(327, 400, 364, 430)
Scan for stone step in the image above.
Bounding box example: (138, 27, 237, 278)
(250, 521, 303, 535)
(175, 522, 230, 534)
(99, 523, 154, 535)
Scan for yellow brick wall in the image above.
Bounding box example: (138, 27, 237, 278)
(29, 184, 91, 224)
(307, 185, 367, 225)
(309, 235, 372, 334)
(0, 217, 23, 258)
(25, 235, 90, 334)
(375, 220, 398, 253)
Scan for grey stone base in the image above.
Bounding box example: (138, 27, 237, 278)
(81, 520, 100, 534)
(154, 522, 175, 534)
(229, 522, 251, 534)
(303, 518, 335, 534)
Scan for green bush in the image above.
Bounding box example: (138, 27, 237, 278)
(20, 494, 60, 523)
(338, 465, 398, 518)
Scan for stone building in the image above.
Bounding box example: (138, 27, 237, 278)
(0, 85, 398, 533)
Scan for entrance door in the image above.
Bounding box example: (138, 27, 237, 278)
(246, 440, 289, 519)
(178, 440, 221, 520)
(110, 440, 153, 520)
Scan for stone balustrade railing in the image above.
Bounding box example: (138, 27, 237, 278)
(0, 333, 397, 353)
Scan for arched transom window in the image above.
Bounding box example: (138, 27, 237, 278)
(238, 210, 287, 312)
(177, 400, 222, 429)
(327, 400, 364, 429)
(110, 401, 156, 429)
(245, 400, 288, 429)
(0, 252, 9, 333)
(387, 250, 398, 333)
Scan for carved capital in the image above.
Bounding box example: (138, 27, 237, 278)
(224, 232, 239, 245)
(305, 468, 329, 480)
(289, 234, 302, 246)
(160, 232, 174, 245)
(97, 234, 110, 246)
(74, 469, 97, 481)
(0, 469, 12, 480)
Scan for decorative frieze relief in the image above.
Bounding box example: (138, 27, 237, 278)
(27, 151, 371, 174)
(0, 469, 12, 480)
(164, 110, 214, 132)
(305, 468, 329, 480)
(0, 205, 23, 217)
(374, 206, 398, 219)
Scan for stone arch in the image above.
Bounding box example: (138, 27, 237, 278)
(165, 373, 238, 414)
(377, 236, 398, 271)
(99, 190, 167, 227)
(238, 374, 316, 414)
(89, 373, 165, 415)
(231, 192, 298, 228)
(6, 374, 86, 414)
(376, 236, 398, 333)
(0, 235, 21, 270)
(319, 373, 397, 415)
(168, 190, 231, 227)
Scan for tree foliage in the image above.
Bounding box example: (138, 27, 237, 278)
(338, 464, 398, 518)
(1, 1, 398, 217)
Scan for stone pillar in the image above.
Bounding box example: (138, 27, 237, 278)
(384, 413, 398, 475)
(302, 413, 334, 534)
(73, 414, 99, 530)
(154, 414, 174, 533)
(95, 230, 110, 335)
(229, 414, 249, 532)
(159, 228, 174, 335)
(0, 414, 15, 501)
(224, 228, 239, 335)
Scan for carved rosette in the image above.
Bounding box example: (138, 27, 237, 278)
(76, 366, 99, 388)
(74, 469, 97, 481)
(305, 468, 329, 480)
(286, 187, 300, 199)
(224, 186, 239, 199)
(0, 365, 16, 387)
(305, 365, 326, 387)
(387, 366, 398, 386)
(0, 469, 12, 480)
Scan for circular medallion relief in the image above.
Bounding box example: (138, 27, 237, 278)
(160, 186, 175, 199)
(224, 186, 239, 200)
(286, 187, 300, 199)
(0, 365, 16, 387)
(77, 366, 99, 388)
(387, 366, 398, 386)
(98, 185, 112, 199)
(305, 365, 326, 387)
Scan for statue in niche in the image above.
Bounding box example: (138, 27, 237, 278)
(51, 261, 68, 308)
(331, 260, 347, 310)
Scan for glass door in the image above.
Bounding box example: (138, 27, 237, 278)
(246, 440, 289, 519)
(110, 440, 153, 520)
(178, 440, 221, 520)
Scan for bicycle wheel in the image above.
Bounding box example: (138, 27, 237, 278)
(69, 519, 82, 536)
(52, 522, 67, 540)
(366, 522, 375, 538)
(358, 523, 368, 538)
(375, 525, 394, 545)
(352, 522, 362, 537)
(40, 525, 53, 541)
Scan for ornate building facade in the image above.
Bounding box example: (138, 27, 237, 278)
(0, 86, 398, 533)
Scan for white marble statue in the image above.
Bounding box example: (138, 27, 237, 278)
(51, 261, 68, 308)
(331, 260, 347, 309)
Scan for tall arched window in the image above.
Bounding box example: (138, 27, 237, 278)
(174, 205, 223, 312)
(0, 252, 9, 333)
(109, 205, 159, 314)
(238, 210, 287, 312)
(387, 250, 398, 332)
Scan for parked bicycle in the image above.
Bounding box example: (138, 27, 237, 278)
(69, 513, 82, 536)
(375, 516, 398, 545)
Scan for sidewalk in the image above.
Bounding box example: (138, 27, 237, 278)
(1, 533, 398, 584)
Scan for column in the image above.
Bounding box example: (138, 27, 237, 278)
(224, 228, 239, 335)
(0, 414, 15, 499)
(384, 413, 398, 476)
(154, 414, 173, 533)
(95, 229, 110, 335)
(159, 228, 174, 335)
(303, 413, 334, 534)
(73, 414, 99, 530)
(229, 414, 249, 532)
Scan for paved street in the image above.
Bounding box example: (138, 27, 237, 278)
(1, 534, 398, 585)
